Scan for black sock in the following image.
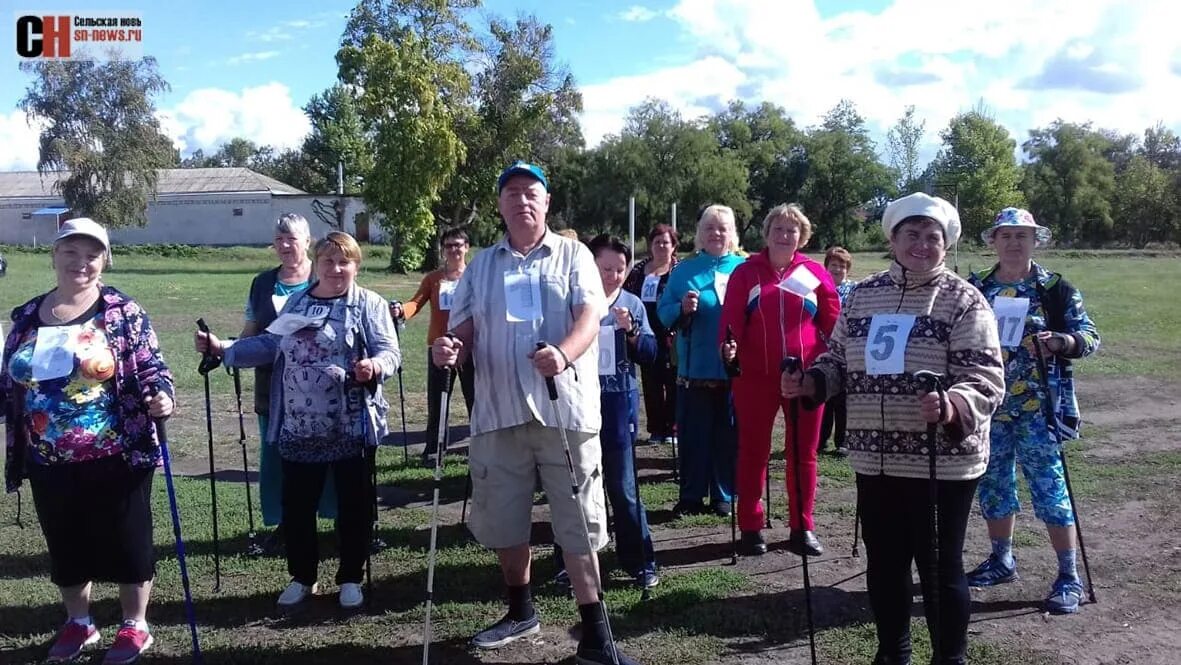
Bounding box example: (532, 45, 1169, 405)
(507, 584, 534, 621)
(577, 601, 611, 650)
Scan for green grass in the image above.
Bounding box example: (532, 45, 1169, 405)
(2, 247, 1179, 664)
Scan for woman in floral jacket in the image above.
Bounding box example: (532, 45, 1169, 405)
(2, 218, 174, 665)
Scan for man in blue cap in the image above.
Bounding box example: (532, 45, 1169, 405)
(433, 161, 639, 664)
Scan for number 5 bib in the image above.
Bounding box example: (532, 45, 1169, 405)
(865, 314, 916, 375)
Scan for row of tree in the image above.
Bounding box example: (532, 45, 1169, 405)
(18, 0, 1181, 272)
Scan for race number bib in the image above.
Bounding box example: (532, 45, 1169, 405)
(865, 314, 916, 376)
(713, 271, 730, 306)
(992, 297, 1029, 348)
(504, 269, 542, 322)
(598, 325, 616, 376)
(31, 325, 80, 381)
(438, 280, 456, 311)
(640, 273, 660, 302)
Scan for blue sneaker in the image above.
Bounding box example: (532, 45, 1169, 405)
(965, 553, 1019, 587)
(1044, 575, 1084, 614)
(471, 612, 540, 649)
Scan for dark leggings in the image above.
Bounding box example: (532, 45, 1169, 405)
(857, 473, 979, 665)
(282, 455, 373, 586)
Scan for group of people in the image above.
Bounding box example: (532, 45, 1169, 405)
(1, 157, 1100, 665)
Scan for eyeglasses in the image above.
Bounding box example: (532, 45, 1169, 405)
(443, 243, 467, 249)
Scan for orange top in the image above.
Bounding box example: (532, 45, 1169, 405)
(402, 269, 462, 345)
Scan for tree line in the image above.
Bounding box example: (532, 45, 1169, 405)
(18, 0, 1181, 272)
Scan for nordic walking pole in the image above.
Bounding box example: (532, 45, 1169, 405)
(228, 365, 259, 555)
(1033, 336, 1097, 603)
(723, 325, 740, 564)
(631, 423, 652, 601)
(353, 330, 382, 607)
(851, 504, 861, 558)
(915, 370, 945, 663)
(393, 322, 409, 464)
(424, 347, 457, 665)
(195, 319, 222, 591)
(14, 490, 22, 528)
(155, 416, 205, 665)
(782, 356, 818, 665)
(538, 342, 621, 665)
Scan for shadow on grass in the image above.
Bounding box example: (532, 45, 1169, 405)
(379, 425, 471, 448)
(3, 643, 491, 665)
(0, 556, 509, 637)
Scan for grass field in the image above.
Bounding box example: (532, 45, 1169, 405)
(1, 245, 1179, 664)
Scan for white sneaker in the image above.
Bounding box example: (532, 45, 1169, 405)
(339, 582, 364, 608)
(277, 581, 317, 607)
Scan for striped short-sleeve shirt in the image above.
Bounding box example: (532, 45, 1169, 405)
(449, 229, 607, 436)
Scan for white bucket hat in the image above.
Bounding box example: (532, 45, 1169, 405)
(982, 207, 1051, 246)
(881, 193, 961, 245)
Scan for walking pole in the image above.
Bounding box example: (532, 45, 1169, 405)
(422, 355, 455, 664)
(228, 366, 260, 555)
(538, 342, 621, 665)
(723, 325, 740, 564)
(851, 504, 861, 558)
(915, 370, 945, 663)
(14, 490, 22, 528)
(631, 422, 653, 601)
(155, 416, 205, 665)
(393, 323, 409, 464)
(195, 319, 222, 592)
(1033, 336, 1097, 603)
(782, 356, 818, 665)
(353, 330, 383, 601)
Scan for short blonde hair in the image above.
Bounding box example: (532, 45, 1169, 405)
(762, 203, 812, 248)
(694, 204, 741, 254)
(314, 231, 363, 265)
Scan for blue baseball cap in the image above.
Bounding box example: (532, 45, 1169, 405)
(497, 161, 548, 193)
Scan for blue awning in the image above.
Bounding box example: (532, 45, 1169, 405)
(33, 206, 71, 216)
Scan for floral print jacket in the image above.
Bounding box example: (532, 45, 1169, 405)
(3, 285, 175, 492)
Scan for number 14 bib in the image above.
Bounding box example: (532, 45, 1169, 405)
(865, 314, 916, 375)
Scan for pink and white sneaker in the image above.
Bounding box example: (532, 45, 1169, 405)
(46, 621, 100, 662)
(102, 621, 153, 665)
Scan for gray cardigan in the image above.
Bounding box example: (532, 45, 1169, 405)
(225, 282, 401, 448)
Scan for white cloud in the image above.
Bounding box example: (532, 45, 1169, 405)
(226, 51, 281, 66)
(618, 5, 660, 22)
(0, 111, 44, 171)
(578, 0, 1181, 160)
(580, 56, 747, 145)
(158, 83, 310, 156)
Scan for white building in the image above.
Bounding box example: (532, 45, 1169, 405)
(0, 168, 383, 245)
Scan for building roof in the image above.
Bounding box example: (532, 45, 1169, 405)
(0, 167, 306, 198)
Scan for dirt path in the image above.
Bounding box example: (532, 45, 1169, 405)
(156, 377, 1181, 664)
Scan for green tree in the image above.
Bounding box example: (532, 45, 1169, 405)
(931, 110, 1024, 244)
(18, 57, 175, 227)
(1142, 122, 1181, 171)
(799, 100, 893, 249)
(1022, 120, 1115, 246)
(337, 32, 466, 272)
(433, 14, 584, 248)
(708, 100, 806, 230)
(301, 84, 373, 195)
(1114, 155, 1179, 246)
(589, 99, 748, 243)
(886, 105, 926, 193)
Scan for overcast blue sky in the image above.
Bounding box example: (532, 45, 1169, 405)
(4, 0, 1180, 171)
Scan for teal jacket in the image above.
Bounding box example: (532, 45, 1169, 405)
(657, 251, 745, 380)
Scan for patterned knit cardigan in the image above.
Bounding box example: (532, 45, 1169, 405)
(807, 262, 1005, 481)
